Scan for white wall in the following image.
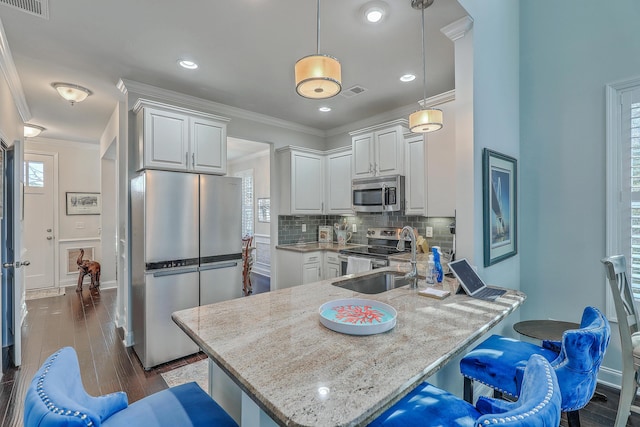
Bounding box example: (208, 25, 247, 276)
(519, 0, 640, 382)
(25, 139, 105, 287)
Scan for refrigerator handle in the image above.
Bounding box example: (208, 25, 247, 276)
(192, 153, 195, 168)
(151, 267, 198, 278)
(199, 262, 239, 272)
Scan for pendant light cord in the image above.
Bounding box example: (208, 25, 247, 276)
(316, 0, 321, 55)
(421, 5, 427, 105)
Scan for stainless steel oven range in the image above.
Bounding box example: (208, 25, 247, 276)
(338, 227, 411, 275)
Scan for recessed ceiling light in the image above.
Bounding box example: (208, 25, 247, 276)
(362, 1, 388, 24)
(366, 8, 383, 23)
(400, 74, 416, 82)
(178, 60, 198, 70)
(319, 106, 332, 112)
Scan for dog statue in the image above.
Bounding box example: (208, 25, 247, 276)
(76, 248, 101, 292)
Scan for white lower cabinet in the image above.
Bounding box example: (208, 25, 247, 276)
(324, 252, 341, 279)
(277, 250, 347, 289)
(276, 250, 322, 289)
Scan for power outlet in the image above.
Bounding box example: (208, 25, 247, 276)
(352, 223, 357, 233)
(425, 226, 433, 238)
(302, 224, 307, 232)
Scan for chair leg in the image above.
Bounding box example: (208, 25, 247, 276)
(463, 377, 473, 403)
(566, 410, 580, 427)
(614, 370, 636, 427)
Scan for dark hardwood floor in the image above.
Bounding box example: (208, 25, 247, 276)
(1, 276, 638, 426)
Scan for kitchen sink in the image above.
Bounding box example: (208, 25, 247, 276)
(332, 271, 416, 294)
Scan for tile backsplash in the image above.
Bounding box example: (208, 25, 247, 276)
(278, 213, 455, 255)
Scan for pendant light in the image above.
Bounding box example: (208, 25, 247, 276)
(295, 0, 342, 99)
(409, 0, 443, 133)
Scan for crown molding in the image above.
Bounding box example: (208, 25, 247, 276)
(118, 78, 325, 138)
(331, 90, 455, 138)
(0, 17, 31, 122)
(228, 149, 269, 166)
(441, 16, 474, 42)
(26, 137, 100, 150)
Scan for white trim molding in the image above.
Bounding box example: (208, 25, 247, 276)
(118, 78, 325, 138)
(605, 75, 640, 321)
(441, 16, 474, 42)
(0, 16, 31, 122)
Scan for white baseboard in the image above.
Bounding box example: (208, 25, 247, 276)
(122, 327, 134, 347)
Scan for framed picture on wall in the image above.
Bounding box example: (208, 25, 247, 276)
(483, 149, 517, 266)
(258, 198, 270, 222)
(66, 192, 101, 215)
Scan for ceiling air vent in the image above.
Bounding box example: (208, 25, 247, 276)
(341, 85, 367, 98)
(0, 0, 49, 19)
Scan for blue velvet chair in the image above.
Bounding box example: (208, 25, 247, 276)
(459, 306, 610, 427)
(369, 354, 561, 427)
(24, 347, 238, 427)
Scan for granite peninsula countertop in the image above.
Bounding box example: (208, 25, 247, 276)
(172, 267, 525, 427)
(275, 242, 365, 252)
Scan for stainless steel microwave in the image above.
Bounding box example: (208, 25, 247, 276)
(352, 175, 404, 213)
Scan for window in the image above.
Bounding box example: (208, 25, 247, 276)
(606, 77, 640, 318)
(234, 169, 254, 238)
(25, 160, 44, 188)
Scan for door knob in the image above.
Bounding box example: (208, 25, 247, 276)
(46, 228, 52, 232)
(2, 260, 30, 268)
(21, 260, 30, 266)
(46, 236, 53, 240)
(2, 262, 13, 268)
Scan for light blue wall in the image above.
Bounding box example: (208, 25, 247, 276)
(520, 0, 640, 377)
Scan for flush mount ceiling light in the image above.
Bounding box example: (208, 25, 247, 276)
(178, 59, 198, 70)
(295, 0, 342, 99)
(400, 74, 416, 82)
(363, 1, 388, 23)
(51, 82, 93, 106)
(408, 0, 443, 133)
(24, 124, 45, 138)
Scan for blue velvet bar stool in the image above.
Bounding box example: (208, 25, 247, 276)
(459, 306, 610, 427)
(24, 347, 238, 427)
(369, 354, 561, 427)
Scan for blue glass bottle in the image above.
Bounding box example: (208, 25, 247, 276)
(432, 247, 443, 283)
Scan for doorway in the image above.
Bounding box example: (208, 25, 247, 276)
(23, 152, 56, 290)
(226, 137, 271, 293)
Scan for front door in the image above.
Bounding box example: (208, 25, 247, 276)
(23, 152, 55, 290)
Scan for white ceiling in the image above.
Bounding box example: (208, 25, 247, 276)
(0, 0, 467, 143)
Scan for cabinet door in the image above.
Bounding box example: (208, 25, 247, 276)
(326, 150, 353, 214)
(292, 152, 324, 214)
(324, 263, 340, 279)
(405, 135, 428, 215)
(191, 117, 227, 175)
(375, 126, 404, 176)
(302, 262, 322, 284)
(352, 133, 374, 178)
(143, 108, 189, 171)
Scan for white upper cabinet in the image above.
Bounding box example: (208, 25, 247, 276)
(134, 99, 230, 175)
(325, 147, 353, 214)
(403, 106, 456, 217)
(278, 147, 324, 215)
(350, 120, 408, 179)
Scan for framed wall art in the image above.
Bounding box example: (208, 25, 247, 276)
(66, 192, 101, 215)
(483, 149, 517, 266)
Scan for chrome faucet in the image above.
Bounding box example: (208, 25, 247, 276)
(400, 226, 418, 288)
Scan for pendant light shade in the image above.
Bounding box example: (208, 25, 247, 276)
(295, 54, 342, 99)
(295, 0, 341, 99)
(409, 0, 443, 133)
(409, 108, 443, 133)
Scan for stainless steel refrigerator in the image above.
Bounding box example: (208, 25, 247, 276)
(131, 170, 242, 369)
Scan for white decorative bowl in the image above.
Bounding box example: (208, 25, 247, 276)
(319, 298, 397, 335)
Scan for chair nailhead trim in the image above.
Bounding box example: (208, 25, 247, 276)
(35, 350, 94, 426)
(475, 364, 557, 426)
